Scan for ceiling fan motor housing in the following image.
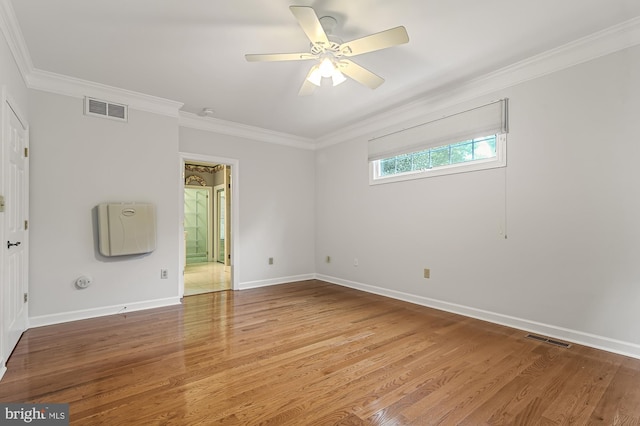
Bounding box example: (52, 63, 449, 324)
(319, 16, 337, 34)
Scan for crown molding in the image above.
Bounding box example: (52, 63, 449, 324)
(315, 16, 640, 149)
(0, 0, 182, 117)
(0, 0, 33, 81)
(27, 69, 183, 117)
(179, 111, 316, 150)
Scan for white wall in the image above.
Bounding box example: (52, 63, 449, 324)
(316, 45, 640, 355)
(28, 90, 181, 323)
(180, 127, 316, 287)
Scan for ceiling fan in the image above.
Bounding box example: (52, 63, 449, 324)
(245, 6, 409, 96)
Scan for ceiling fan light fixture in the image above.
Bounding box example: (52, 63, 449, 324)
(331, 69, 346, 86)
(318, 57, 336, 78)
(307, 66, 322, 86)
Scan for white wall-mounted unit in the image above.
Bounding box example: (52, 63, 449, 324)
(97, 203, 156, 256)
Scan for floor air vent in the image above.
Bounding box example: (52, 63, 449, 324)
(525, 334, 571, 348)
(84, 97, 128, 122)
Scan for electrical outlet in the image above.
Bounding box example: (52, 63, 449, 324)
(354, 258, 359, 267)
(160, 269, 168, 279)
(326, 256, 331, 263)
(424, 268, 430, 279)
(268, 257, 274, 265)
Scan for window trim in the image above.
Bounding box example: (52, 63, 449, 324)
(369, 134, 507, 185)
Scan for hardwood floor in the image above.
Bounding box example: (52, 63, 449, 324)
(1, 280, 639, 425)
(184, 261, 231, 296)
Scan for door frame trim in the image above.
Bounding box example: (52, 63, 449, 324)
(178, 152, 239, 297)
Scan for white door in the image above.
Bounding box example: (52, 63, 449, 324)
(2, 95, 29, 364)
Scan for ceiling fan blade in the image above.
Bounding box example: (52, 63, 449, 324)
(338, 59, 385, 89)
(340, 26, 409, 56)
(289, 6, 330, 48)
(298, 66, 318, 96)
(245, 53, 316, 62)
(298, 79, 316, 96)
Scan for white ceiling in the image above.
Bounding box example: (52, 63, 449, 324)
(9, 0, 640, 140)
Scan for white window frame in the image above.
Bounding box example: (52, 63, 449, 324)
(369, 133, 507, 185)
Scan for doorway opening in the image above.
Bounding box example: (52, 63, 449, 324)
(181, 158, 235, 296)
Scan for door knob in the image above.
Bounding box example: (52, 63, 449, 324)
(7, 241, 21, 249)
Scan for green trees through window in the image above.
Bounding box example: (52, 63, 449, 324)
(379, 135, 497, 177)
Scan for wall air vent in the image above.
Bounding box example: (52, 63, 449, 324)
(525, 334, 571, 348)
(84, 97, 128, 122)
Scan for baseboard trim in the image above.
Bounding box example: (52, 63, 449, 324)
(316, 274, 640, 360)
(28, 297, 182, 328)
(24, 275, 640, 359)
(239, 274, 316, 290)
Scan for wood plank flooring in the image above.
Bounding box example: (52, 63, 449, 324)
(184, 261, 231, 296)
(1, 280, 639, 425)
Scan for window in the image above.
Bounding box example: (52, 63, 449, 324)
(373, 134, 505, 182)
(369, 99, 508, 184)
